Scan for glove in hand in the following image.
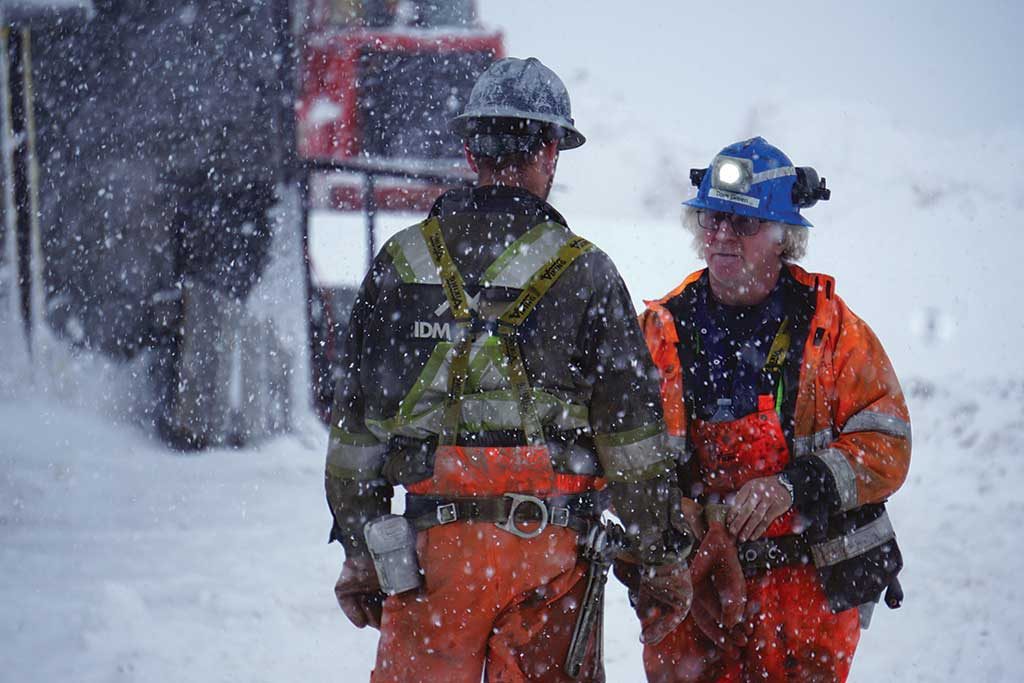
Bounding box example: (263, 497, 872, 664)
(334, 556, 385, 630)
(635, 560, 693, 645)
(689, 521, 748, 652)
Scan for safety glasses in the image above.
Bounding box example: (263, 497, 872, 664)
(696, 210, 767, 237)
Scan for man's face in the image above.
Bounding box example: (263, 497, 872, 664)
(700, 212, 784, 293)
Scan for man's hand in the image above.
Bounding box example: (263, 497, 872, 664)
(727, 475, 793, 542)
(334, 556, 385, 629)
(635, 560, 693, 645)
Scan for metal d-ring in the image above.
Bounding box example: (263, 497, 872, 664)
(496, 493, 548, 539)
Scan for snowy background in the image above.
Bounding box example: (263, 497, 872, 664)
(4, 1, 1024, 681)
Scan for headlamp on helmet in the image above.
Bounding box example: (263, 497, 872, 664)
(711, 156, 754, 194)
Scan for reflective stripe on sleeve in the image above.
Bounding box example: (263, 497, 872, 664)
(842, 410, 912, 441)
(811, 510, 896, 567)
(793, 427, 834, 458)
(326, 427, 387, 480)
(813, 447, 859, 512)
(594, 422, 673, 481)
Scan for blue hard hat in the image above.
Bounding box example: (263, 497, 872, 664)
(684, 137, 826, 227)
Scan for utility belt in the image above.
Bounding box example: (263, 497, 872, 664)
(737, 533, 811, 577)
(365, 490, 606, 598)
(404, 490, 605, 538)
(733, 504, 904, 622)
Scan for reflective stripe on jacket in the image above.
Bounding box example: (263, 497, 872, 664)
(639, 263, 911, 512)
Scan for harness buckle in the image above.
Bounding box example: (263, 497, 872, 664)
(496, 493, 548, 539)
(436, 502, 458, 525)
(550, 506, 570, 527)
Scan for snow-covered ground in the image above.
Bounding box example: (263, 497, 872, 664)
(2, 370, 1023, 681)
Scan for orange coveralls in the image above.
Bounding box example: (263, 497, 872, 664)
(637, 264, 911, 682)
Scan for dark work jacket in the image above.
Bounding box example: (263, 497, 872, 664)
(325, 186, 674, 549)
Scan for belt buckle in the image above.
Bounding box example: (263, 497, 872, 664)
(496, 493, 548, 539)
(550, 506, 570, 527)
(436, 502, 458, 525)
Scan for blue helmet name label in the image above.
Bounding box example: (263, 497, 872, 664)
(708, 187, 761, 208)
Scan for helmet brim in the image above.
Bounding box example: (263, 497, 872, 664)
(450, 111, 586, 151)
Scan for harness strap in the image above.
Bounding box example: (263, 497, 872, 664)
(497, 235, 594, 328)
(495, 235, 592, 445)
(421, 217, 472, 320)
(404, 491, 604, 536)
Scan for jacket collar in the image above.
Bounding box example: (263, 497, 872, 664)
(429, 185, 568, 227)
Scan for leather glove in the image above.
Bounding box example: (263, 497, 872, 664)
(334, 556, 385, 630)
(727, 474, 794, 542)
(690, 589, 742, 657)
(690, 520, 746, 629)
(612, 557, 642, 606)
(635, 560, 693, 645)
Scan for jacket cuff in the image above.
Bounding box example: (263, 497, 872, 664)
(784, 457, 842, 520)
(326, 476, 394, 559)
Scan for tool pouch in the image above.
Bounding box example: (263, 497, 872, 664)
(364, 514, 423, 595)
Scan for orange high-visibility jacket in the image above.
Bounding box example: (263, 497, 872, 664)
(639, 264, 911, 512)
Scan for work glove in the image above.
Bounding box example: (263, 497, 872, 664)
(334, 556, 385, 630)
(688, 515, 747, 653)
(727, 474, 794, 542)
(634, 560, 693, 645)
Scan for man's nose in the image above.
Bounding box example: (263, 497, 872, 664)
(711, 220, 737, 239)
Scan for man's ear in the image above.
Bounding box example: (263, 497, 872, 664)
(540, 139, 559, 176)
(464, 143, 478, 173)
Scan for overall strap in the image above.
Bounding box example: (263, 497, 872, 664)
(763, 317, 791, 414)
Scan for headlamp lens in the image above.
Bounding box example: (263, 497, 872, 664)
(710, 155, 753, 193)
(717, 161, 742, 186)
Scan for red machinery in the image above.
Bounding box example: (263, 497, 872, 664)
(295, 1, 504, 419)
(296, 0, 503, 211)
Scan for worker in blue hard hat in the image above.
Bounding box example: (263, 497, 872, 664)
(627, 137, 910, 681)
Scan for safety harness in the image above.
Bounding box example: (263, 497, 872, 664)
(405, 217, 600, 537)
(420, 216, 593, 447)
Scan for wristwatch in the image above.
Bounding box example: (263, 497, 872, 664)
(777, 471, 795, 503)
